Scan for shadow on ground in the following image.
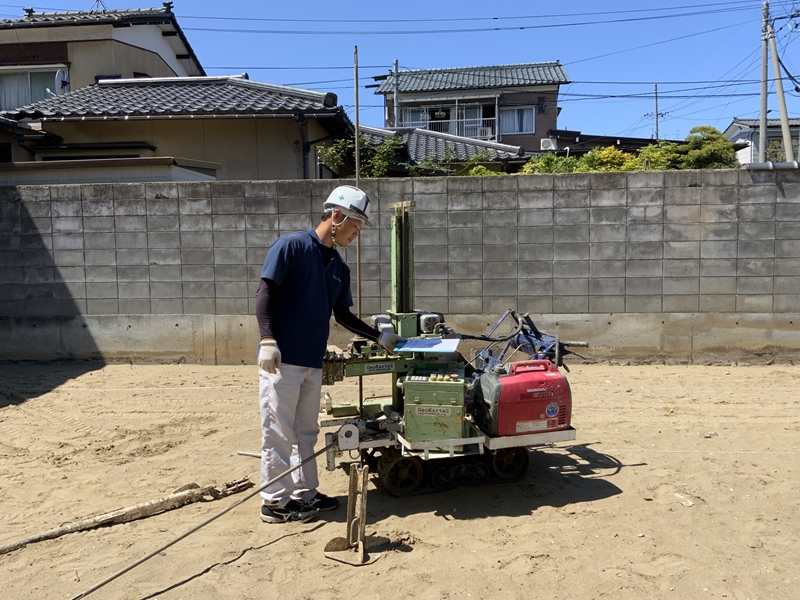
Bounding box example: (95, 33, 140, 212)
(0, 361, 105, 407)
(319, 442, 636, 524)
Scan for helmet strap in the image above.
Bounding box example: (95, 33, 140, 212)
(331, 212, 349, 247)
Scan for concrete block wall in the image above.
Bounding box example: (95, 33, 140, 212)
(2, 181, 286, 318)
(1, 169, 799, 362)
(351, 169, 799, 318)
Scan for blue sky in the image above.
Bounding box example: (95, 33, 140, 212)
(4, 1, 800, 140)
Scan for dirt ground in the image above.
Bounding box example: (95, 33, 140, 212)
(0, 362, 798, 600)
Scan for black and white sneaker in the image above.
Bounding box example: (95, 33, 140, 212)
(300, 492, 340, 511)
(261, 500, 317, 524)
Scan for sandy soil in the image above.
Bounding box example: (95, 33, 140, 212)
(0, 362, 798, 600)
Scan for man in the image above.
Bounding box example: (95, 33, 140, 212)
(256, 185, 403, 523)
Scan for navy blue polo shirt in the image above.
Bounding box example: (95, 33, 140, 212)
(260, 229, 353, 369)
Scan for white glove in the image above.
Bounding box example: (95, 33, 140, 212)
(377, 332, 406, 353)
(258, 339, 281, 373)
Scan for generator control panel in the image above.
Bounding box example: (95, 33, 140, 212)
(402, 364, 465, 385)
(405, 372, 462, 383)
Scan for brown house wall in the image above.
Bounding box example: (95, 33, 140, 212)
(0, 41, 69, 66)
(37, 117, 329, 180)
(497, 90, 559, 152)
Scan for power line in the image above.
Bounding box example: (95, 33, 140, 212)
(569, 78, 784, 85)
(0, 3, 70, 10)
(559, 92, 761, 102)
(175, 1, 756, 24)
(668, 95, 763, 120)
(210, 74, 794, 88)
(774, 15, 800, 89)
(563, 23, 748, 66)
(204, 65, 390, 71)
(0, 0, 757, 22)
(661, 44, 763, 115)
(182, 6, 757, 36)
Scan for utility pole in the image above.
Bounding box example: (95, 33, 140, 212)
(644, 84, 668, 140)
(759, 2, 769, 162)
(654, 84, 659, 140)
(766, 4, 795, 161)
(393, 59, 400, 128)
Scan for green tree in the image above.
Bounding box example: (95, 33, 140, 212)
(520, 128, 735, 176)
(574, 146, 637, 172)
(467, 165, 497, 176)
(625, 140, 681, 170)
(408, 149, 501, 177)
(521, 152, 578, 174)
(407, 152, 454, 177)
(766, 138, 800, 162)
(461, 150, 502, 176)
(572, 148, 603, 172)
(317, 135, 403, 178)
(675, 126, 738, 170)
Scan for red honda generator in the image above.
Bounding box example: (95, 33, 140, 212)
(466, 309, 584, 442)
(473, 359, 572, 437)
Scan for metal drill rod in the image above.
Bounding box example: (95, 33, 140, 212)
(70, 441, 334, 600)
(401, 206, 411, 312)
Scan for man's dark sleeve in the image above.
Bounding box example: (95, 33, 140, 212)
(255, 278, 276, 339)
(333, 306, 381, 341)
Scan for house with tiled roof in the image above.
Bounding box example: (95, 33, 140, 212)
(354, 124, 525, 175)
(723, 117, 800, 164)
(373, 62, 569, 153)
(0, 2, 203, 113)
(0, 74, 351, 183)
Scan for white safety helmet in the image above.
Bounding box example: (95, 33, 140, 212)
(323, 185, 372, 227)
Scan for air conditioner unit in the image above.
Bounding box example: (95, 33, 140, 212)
(478, 127, 493, 139)
(540, 138, 558, 151)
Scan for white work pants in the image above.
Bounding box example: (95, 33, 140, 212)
(259, 363, 322, 506)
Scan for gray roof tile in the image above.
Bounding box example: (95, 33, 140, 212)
(733, 118, 800, 127)
(359, 125, 522, 162)
(0, 114, 40, 135)
(1, 7, 174, 27)
(3, 76, 342, 120)
(375, 62, 569, 94)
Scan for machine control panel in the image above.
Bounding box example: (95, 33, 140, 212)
(406, 373, 461, 383)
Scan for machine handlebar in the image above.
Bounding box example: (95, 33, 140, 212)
(561, 341, 589, 348)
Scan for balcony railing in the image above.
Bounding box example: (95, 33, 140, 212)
(401, 117, 496, 140)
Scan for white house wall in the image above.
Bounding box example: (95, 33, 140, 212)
(113, 25, 199, 77)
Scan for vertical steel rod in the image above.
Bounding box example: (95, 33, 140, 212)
(354, 46, 364, 412)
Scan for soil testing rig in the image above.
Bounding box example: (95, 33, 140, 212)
(321, 201, 586, 496)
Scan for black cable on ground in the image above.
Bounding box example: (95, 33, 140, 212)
(70, 441, 334, 600)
